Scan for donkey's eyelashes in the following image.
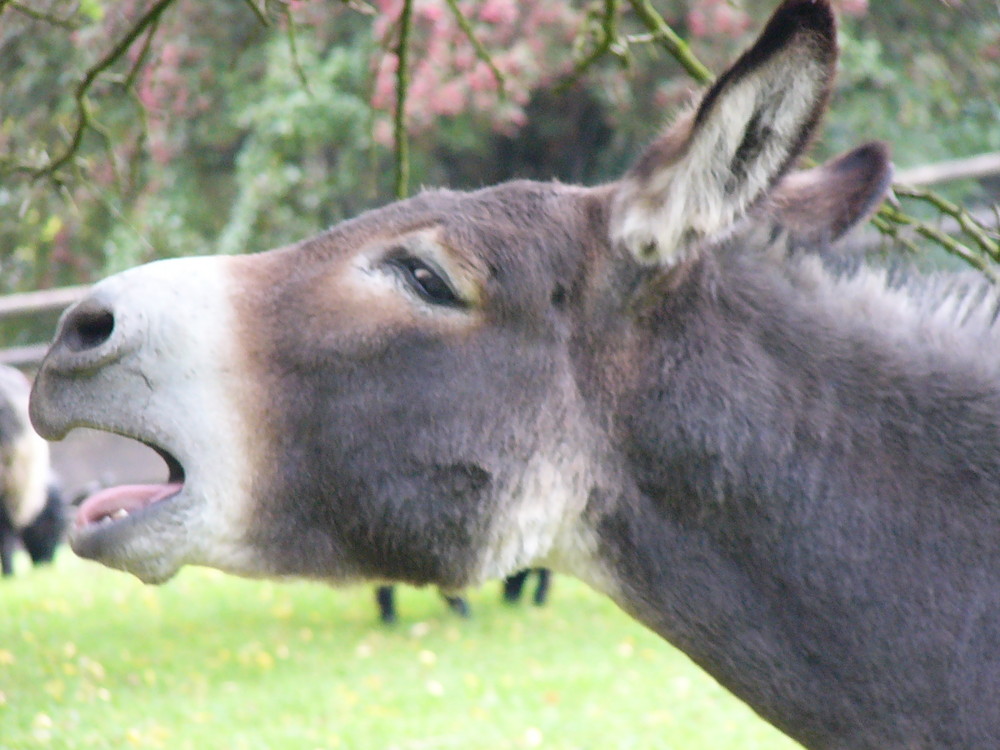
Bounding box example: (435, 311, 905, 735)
(386, 254, 465, 309)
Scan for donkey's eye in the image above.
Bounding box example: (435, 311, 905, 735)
(388, 255, 464, 308)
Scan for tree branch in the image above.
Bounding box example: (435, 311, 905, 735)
(240, 0, 270, 27)
(556, 0, 620, 93)
(4, 0, 81, 29)
(281, 2, 313, 95)
(625, 0, 713, 85)
(442, 0, 506, 98)
(891, 185, 1000, 262)
(877, 203, 999, 280)
(393, 0, 414, 199)
(6, 0, 178, 183)
(121, 16, 160, 92)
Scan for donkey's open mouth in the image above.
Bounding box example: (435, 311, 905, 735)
(72, 443, 185, 540)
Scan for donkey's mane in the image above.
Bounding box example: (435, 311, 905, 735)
(764, 238, 1000, 358)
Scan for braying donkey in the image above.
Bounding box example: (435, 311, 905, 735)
(30, 1, 1000, 747)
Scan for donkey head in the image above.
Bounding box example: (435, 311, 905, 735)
(30, 0, 887, 591)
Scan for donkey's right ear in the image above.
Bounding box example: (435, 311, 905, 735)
(611, 0, 838, 267)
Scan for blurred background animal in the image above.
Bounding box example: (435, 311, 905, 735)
(375, 568, 552, 623)
(0, 365, 64, 576)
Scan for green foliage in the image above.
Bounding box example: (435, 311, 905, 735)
(829, 6, 1000, 174)
(0, 553, 800, 749)
(0, 0, 997, 298)
(1, 1, 384, 293)
(215, 35, 383, 257)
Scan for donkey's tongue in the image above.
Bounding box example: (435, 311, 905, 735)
(76, 483, 183, 528)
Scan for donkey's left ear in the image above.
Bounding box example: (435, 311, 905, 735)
(769, 141, 893, 244)
(611, 0, 838, 266)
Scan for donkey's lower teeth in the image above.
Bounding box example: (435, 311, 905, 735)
(109, 509, 129, 521)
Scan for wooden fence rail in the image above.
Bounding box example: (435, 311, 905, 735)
(0, 285, 89, 368)
(895, 152, 1000, 188)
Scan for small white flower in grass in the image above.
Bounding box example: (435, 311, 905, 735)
(410, 622, 431, 638)
(33, 713, 53, 729)
(522, 727, 543, 747)
(671, 674, 693, 697)
(419, 649, 437, 666)
(426, 679, 445, 697)
(33, 713, 54, 742)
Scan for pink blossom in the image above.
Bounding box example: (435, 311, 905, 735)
(687, 8, 709, 38)
(408, 71, 434, 109)
(170, 87, 189, 116)
(418, 1, 445, 23)
(453, 47, 475, 70)
(149, 137, 173, 166)
(372, 56, 400, 109)
(373, 0, 401, 15)
(161, 42, 181, 67)
(479, 0, 517, 25)
(468, 61, 500, 94)
(369, 0, 584, 136)
(712, 4, 750, 37)
(373, 118, 394, 147)
(835, 0, 869, 16)
(432, 80, 466, 117)
(687, 1, 750, 39)
(138, 76, 162, 111)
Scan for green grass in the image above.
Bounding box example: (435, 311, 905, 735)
(1, 551, 800, 750)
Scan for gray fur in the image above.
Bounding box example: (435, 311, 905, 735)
(27, 1, 1000, 747)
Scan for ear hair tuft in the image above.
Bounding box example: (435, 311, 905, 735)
(609, 0, 838, 267)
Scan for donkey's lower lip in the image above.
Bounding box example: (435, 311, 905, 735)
(68, 481, 190, 578)
(67, 437, 190, 576)
(74, 482, 184, 530)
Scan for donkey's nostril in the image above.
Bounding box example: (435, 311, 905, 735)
(63, 307, 115, 352)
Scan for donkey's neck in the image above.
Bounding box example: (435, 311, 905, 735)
(595, 255, 1000, 749)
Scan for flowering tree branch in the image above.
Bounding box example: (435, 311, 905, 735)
(1, 0, 177, 183)
(442, 0, 506, 97)
(2, 0, 995, 279)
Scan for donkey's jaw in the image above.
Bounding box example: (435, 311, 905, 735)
(30, 256, 265, 583)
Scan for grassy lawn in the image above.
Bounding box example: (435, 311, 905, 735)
(1, 551, 800, 750)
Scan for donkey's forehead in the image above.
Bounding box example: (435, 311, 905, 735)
(298, 182, 603, 275)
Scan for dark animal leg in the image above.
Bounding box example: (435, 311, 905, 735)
(442, 593, 470, 618)
(1, 526, 16, 577)
(532, 569, 551, 606)
(375, 585, 397, 624)
(502, 569, 530, 603)
(21, 488, 66, 565)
